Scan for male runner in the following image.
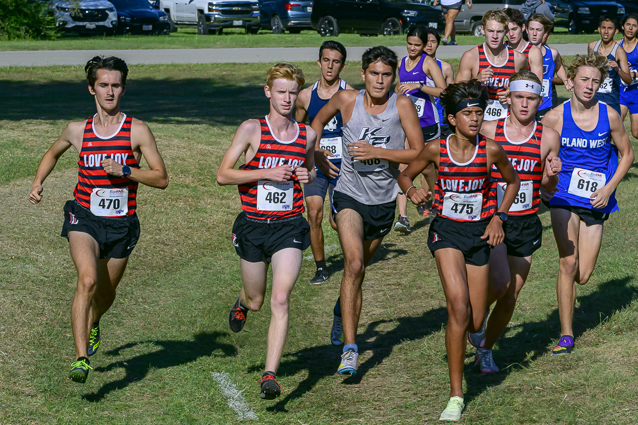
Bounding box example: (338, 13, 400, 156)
(542, 54, 634, 355)
(468, 70, 562, 373)
(503, 8, 544, 82)
(311, 46, 424, 374)
(424, 27, 455, 139)
(527, 13, 569, 120)
(456, 10, 528, 122)
(28, 56, 169, 383)
(296, 41, 353, 284)
(217, 63, 317, 398)
(587, 16, 632, 115)
(619, 14, 638, 139)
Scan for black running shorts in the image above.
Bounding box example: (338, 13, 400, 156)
(427, 215, 490, 266)
(503, 214, 543, 257)
(61, 200, 140, 259)
(550, 204, 609, 226)
(231, 212, 310, 263)
(332, 191, 395, 240)
(441, 1, 462, 13)
(421, 123, 440, 142)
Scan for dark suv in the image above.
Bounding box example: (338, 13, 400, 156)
(549, 0, 625, 34)
(259, 0, 313, 33)
(311, 0, 445, 36)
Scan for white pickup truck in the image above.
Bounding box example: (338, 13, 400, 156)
(160, 0, 260, 34)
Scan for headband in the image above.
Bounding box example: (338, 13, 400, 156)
(509, 80, 542, 95)
(453, 98, 486, 115)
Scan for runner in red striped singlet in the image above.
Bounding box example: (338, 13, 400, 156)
(469, 70, 561, 374)
(28, 56, 169, 384)
(456, 10, 528, 122)
(398, 79, 519, 423)
(217, 63, 317, 400)
(504, 7, 544, 81)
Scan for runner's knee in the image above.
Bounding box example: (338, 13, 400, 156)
(243, 294, 264, 311)
(447, 299, 471, 327)
(77, 276, 98, 293)
(343, 257, 365, 279)
(270, 291, 290, 314)
(559, 255, 579, 277)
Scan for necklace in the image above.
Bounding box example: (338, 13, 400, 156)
(508, 117, 535, 139)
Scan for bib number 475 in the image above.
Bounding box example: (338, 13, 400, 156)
(450, 203, 473, 215)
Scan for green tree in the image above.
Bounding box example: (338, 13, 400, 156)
(0, 0, 59, 40)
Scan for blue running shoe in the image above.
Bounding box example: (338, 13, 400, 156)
(87, 322, 100, 356)
(552, 335, 574, 355)
(68, 358, 92, 383)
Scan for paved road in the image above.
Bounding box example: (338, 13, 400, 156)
(0, 44, 587, 67)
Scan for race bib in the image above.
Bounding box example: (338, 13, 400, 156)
(541, 79, 550, 98)
(257, 180, 293, 211)
(484, 99, 508, 121)
(567, 168, 606, 198)
(599, 77, 613, 94)
(407, 94, 426, 118)
(442, 192, 483, 221)
(352, 142, 389, 172)
(90, 188, 128, 217)
(319, 136, 342, 161)
(497, 181, 533, 212)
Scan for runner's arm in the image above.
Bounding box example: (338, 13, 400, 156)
(478, 120, 497, 140)
(540, 126, 561, 193)
(217, 119, 294, 185)
(442, 61, 455, 84)
(613, 48, 633, 86)
(455, 51, 477, 83)
(106, 120, 169, 189)
(553, 51, 567, 85)
(311, 91, 346, 178)
(295, 126, 317, 184)
(397, 140, 439, 204)
(528, 47, 544, 81)
(294, 87, 311, 123)
(29, 122, 82, 204)
(419, 57, 447, 97)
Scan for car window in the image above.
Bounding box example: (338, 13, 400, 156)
(108, 0, 153, 9)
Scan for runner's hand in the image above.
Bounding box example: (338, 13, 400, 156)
(497, 88, 509, 104)
(481, 216, 504, 246)
(590, 184, 613, 209)
(540, 186, 557, 202)
(348, 141, 379, 161)
(396, 83, 420, 95)
(102, 158, 124, 176)
(295, 166, 311, 184)
(609, 60, 620, 71)
(268, 165, 294, 182)
(28, 184, 43, 204)
(408, 188, 431, 205)
(565, 79, 574, 92)
(315, 152, 339, 178)
(545, 155, 561, 177)
(478, 66, 493, 83)
(317, 147, 335, 159)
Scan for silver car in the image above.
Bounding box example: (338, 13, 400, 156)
(52, 0, 118, 35)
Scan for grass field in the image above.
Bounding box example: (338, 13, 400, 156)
(0, 27, 602, 51)
(1, 60, 637, 424)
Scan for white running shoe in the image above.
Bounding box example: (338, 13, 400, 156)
(439, 396, 464, 422)
(468, 311, 489, 348)
(476, 348, 499, 374)
(331, 315, 344, 346)
(337, 349, 358, 375)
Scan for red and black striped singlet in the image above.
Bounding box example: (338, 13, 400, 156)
(491, 117, 543, 215)
(74, 115, 139, 216)
(433, 135, 497, 222)
(238, 117, 307, 221)
(478, 43, 516, 100)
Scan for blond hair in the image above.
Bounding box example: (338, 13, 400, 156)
(528, 13, 553, 34)
(266, 63, 305, 88)
(566, 53, 608, 82)
(482, 9, 510, 28)
(510, 69, 541, 85)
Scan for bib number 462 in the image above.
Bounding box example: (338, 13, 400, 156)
(265, 191, 286, 204)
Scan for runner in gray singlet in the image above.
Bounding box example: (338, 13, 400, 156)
(311, 46, 424, 376)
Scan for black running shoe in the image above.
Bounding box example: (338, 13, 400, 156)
(229, 297, 248, 333)
(87, 322, 100, 356)
(393, 216, 412, 233)
(68, 357, 92, 383)
(258, 374, 281, 399)
(309, 267, 329, 285)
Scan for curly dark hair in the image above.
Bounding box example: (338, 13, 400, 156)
(85, 56, 129, 88)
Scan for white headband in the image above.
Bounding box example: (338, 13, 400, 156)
(509, 80, 542, 95)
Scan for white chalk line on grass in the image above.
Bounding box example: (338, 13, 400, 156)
(304, 244, 340, 260)
(212, 372, 258, 421)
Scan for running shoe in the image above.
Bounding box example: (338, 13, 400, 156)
(331, 314, 344, 346)
(258, 374, 281, 399)
(552, 335, 575, 356)
(393, 216, 412, 233)
(439, 396, 464, 422)
(416, 203, 430, 217)
(468, 311, 489, 348)
(310, 267, 329, 285)
(475, 348, 499, 374)
(338, 349, 358, 375)
(448, 40, 458, 46)
(228, 297, 248, 333)
(87, 322, 100, 357)
(441, 36, 449, 46)
(68, 358, 92, 383)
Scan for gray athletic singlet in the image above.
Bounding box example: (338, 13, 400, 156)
(335, 90, 406, 205)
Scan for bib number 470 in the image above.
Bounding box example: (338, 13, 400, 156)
(98, 198, 121, 210)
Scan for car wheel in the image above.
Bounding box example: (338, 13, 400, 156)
(197, 12, 208, 35)
(471, 20, 482, 37)
(318, 16, 338, 37)
(271, 15, 284, 34)
(381, 18, 401, 36)
(165, 10, 177, 32)
(289, 28, 301, 34)
(568, 17, 579, 34)
(246, 26, 259, 34)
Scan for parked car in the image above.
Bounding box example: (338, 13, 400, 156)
(427, 0, 526, 37)
(549, 0, 625, 34)
(52, 0, 118, 35)
(159, 0, 260, 34)
(614, 0, 638, 16)
(259, 0, 312, 33)
(311, 0, 445, 37)
(109, 0, 170, 34)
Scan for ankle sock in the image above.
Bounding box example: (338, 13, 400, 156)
(343, 344, 358, 353)
(315, 259, 326, 270)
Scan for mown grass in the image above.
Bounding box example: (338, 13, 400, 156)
(0, 27, 601, 51)
(0, 60, 637, 424)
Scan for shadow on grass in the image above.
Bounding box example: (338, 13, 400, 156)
(463, 275, 637, 405)
(323, 242, 408, 277)
(255, 307, 447, 413)
(83, 331, 237, 402)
